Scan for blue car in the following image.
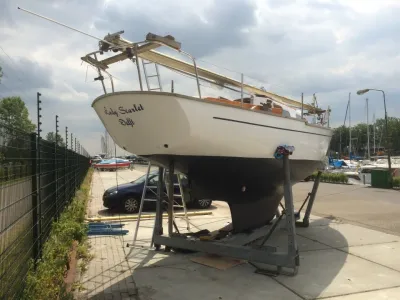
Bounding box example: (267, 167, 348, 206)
(103, 170, 212, 213)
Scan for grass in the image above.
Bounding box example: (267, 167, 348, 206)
(21, 168, 93, 300)
(76, 241, 93, 274)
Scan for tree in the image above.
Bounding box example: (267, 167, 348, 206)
(0, 96, 36, 132)
(329, 117, 400, 157)
(46, 131, 66, 147)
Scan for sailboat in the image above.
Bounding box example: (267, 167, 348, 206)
(81, 31, 333, 232)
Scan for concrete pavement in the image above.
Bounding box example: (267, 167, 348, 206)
(76, 167, 400, 300)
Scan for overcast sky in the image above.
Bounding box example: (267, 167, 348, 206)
(1, 0, 400, 155)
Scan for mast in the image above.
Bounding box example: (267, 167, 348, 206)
(349, 92, 351, 161)
(340, 99, 350, 157)
(373, 113, 376, 155)
(366, 98, 370, 159)
(17, 6, 328, 114)
(327, 105, 330, 127)
(312, 93, 317, 124)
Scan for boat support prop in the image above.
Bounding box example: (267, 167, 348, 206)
(151, 146, 323, 276)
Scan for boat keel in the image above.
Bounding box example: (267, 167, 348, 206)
(147, 147, 323, 275)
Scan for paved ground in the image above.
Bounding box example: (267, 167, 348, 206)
(293, 182, 400, 235)
(76, 166, 400, 300)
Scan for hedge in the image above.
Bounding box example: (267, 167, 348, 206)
(308, 171, 349, 184)
(21, 168, 93, 300)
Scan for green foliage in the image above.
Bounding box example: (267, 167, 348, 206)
(310, 171, 349, 184)
(0, 163, 28, 183)
(21, 169, 93, 300)
(330, 117, 400, 156)
(46, 131, 66, 147)
(0, 96, 36, 132)
(393, 177, 400, 188)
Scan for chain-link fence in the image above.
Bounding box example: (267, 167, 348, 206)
(0, 122, 90, 299)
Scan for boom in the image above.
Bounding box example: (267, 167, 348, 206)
(81, 32, 325, 114)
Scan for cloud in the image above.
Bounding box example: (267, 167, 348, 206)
(94, 0, 257, 57)
(1, 0, 400, 155)
(201, 0, 400, 127)
(0, 55, 53, 92)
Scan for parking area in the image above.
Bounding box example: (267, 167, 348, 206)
(294, 181, 400, 235)
(76, 167, 400, 300)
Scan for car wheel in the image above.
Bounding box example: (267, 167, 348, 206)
(195, 198, 212, 209)
(123, 197, 140, 213)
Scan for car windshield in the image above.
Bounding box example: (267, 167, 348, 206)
(131, 171, 187, 185)
(132, 174, 147, 184)
(131, 171, 158, 184)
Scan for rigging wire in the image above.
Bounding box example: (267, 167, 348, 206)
(0, 52, 33, 99)
(0, 49, 89, 145)
(163, 65, 253, 97)
(195, 57, 283, 90)
(85, 65, 88, 83)
(16, 6, 289, 95)
(15, 6, 311, 113)
(17, 7, 117, 47)
(0, 72, 36, 103)
(0, 46, 53, 120)
(0, 46, 26, 84)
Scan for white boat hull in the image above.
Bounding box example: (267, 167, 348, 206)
(93, 92, 331, 161)
(92, 91, 333, 232)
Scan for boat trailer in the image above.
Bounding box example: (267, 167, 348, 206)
(149, 146, 322, 276)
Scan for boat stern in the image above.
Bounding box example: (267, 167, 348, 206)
(92, 91, 191, 156)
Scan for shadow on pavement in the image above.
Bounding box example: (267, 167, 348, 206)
(79, 218, 349, 300)
(95, 204, 219, 217)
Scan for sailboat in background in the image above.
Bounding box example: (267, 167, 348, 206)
(329, 93, 360, 177)
(357, 102, 400, 183)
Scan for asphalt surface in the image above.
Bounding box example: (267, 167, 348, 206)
(293, 182, 400, 235)
(103, 164, 400, 236)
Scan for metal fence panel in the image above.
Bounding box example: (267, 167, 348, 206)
(0, 123, 90, 299)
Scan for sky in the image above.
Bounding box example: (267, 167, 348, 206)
(1, 0, 400, 155)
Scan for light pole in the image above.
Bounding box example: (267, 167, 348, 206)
(356, 88, 392, 187)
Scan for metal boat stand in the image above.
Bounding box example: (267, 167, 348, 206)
(126, 161, 191, 250)
(295, 170, 322, 228)
(152, 148, 322, 276)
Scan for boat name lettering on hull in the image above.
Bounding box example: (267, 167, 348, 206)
(119, 104, 144, 114)
(104, 107, 119, 117)
(119, 117, 135, 127)
(104, 104, 144, 128)
(103, 104, 144, 118)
